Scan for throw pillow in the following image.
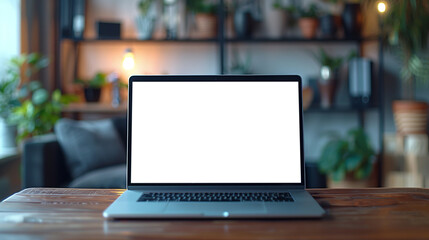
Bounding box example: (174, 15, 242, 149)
(55, 118, 126, 179)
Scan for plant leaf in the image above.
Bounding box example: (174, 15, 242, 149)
(345, 154, 362, 171)
(32, 89, 49, 105)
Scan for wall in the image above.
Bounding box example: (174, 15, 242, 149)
(66, 0, 388, 160)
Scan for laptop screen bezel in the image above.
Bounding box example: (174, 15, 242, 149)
(126, 75, 306, 188)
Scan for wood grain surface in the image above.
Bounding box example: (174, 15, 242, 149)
(1, 188, 429, 240)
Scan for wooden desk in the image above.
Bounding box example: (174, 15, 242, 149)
(1, 188, 429, 239)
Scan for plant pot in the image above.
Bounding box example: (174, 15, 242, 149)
(320, 14, 337, 38)
(318, 66, 338, 109)
(0, 117, 16, 149)
(302, 87, 314, 110)
(298, 18, 319, 39)
(393, 100, 428, 135)
(84, 87, 102, 103)
(342, 3, 362, 38)
(191, 13, 217, 39)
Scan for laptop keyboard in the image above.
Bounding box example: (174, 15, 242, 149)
(138, 192, 294, 202)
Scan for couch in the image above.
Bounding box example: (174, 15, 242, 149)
(22, 116, 326, 189)
(22, 116, 127, 188)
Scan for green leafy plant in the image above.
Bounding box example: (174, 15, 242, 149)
(186, 0, 217, 14)
(298, 3, 319, 18)
(380, 0, 429, 98)
(8, 81, 78, 142)
(0, 53, 49, 118)
(318, 128, 375, 182)
(74, 72, 107, 89)
(313, 48, 343, 70)
(138, 0, 154, 16)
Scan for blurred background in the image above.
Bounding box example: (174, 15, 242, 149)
(1, 0, 429, 199)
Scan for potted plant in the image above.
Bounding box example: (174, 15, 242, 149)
(313, 48, 343, 109)
(187, 0, 217, 39)
(75, 72, 107, 102)
(318, 128, 376, 188)
(0, 53, 49, 148)
(380, 1, 429, 135)
(136, 0, 157, 40)
(297, 3, 320, 39)
(8, 82, 78, 143)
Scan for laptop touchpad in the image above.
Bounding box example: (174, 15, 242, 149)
(165, 203, 266, 216)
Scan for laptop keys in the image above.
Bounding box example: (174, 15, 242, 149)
(137, 192, 294, 202)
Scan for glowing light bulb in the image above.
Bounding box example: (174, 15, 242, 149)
(377, 2, 386, 14)
(122, 48, 135, 70)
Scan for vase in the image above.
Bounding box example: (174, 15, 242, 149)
(263, 0, 286, 38)
(318, 66, 338, 109)
(136, 15, 156, 40)
(234, 10, 254, 38)
(342, 3, 362, 38)
(0, 117, 16, 149)
(163, 0, 179, 39)
(320, 14, 337, 38)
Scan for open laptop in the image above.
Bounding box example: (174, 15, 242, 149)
(103, 75, 325, 219)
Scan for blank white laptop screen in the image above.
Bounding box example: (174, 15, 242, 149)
(130, 81, 301, 184)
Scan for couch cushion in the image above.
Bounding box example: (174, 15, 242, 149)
(68, 164, 126, 188)
(55, 118, 126, 179)
(111, 115, 127, 149)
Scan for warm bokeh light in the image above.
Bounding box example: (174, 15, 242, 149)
(377, 1, 387, 14)
(122, 48, 135, 70)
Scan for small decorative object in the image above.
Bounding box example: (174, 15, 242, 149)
(342, 3, 362, 38)
(163, 0, 180, 39)
(96, 22, 121, 39)
(136, 0, 157, 40)
(72, 0, 86, 38)
(318, 128, 376, 188)
(319, 14, 337, 38)
(297, 3, 319, 39)
(233, 0, 262, 39)
(187, 0, 218, 39)
(108, 72, 121, 108)
(0, 53, 49, 148)
(73, 15, 85, 38)
(75, 72, 107, 103)
(313, 48, 342, 109)
(348, 57, 372, 108)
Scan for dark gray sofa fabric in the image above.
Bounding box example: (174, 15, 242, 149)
(68, 164, 126, 188)
(22, 116, 127, 189)
(55, 118, 126, 179)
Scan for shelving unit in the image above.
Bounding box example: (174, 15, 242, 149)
(55, 0, 385, 186)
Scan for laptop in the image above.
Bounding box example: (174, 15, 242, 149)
(103, 75, 325, 219)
